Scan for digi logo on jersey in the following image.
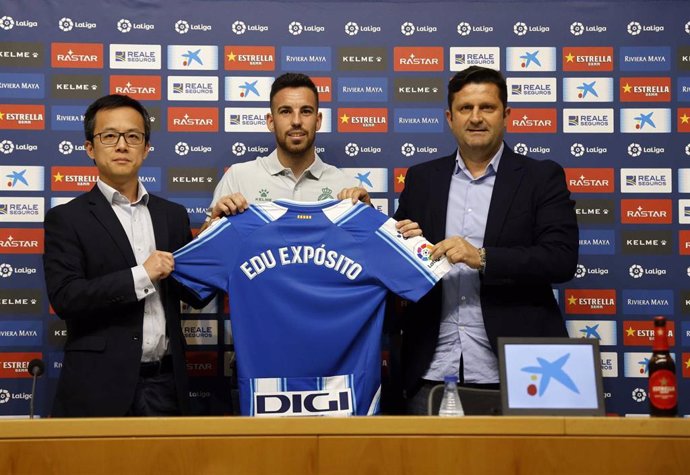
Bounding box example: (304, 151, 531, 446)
(565, 289, 616, 315)
(619, 47, 671, 72)
(505, 47, 556, 72)
(338, 108, 387, 133)
(254, 389, 353, 417)
(449, 47, 500, 71)
(0, 73, 45, 99)
(224, 46, 275, 71)
(620, 199, 672, 224)
(622, 289, 673, 315)
(0, 104, 45, 130)
(337, 47, 387, 72)
(562, 47, 613, 71)
(393, 47, 443, 72)
(281, 47, 332, 71)
(167, 107, 218, 132)
(507, 78, 556, 102)
(565, 168, 614, 193)
(507, 109, 557, 133)
(110, 75, 161, 100)
(50, 43, 103, 69)
(0, 42, 43, 67)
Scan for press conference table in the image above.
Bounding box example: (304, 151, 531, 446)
(1, 416, 689, 474)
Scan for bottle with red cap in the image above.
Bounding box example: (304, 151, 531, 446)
(648, 316, 677, 417)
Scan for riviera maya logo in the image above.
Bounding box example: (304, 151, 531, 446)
(520, 353, 580, 397)
(416, 243, 432, 261)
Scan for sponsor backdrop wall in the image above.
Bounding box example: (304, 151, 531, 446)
(0, 0, 689, 417)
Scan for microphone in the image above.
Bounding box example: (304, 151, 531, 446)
(28, 359, 45, 419)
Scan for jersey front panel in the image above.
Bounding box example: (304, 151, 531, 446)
(173, 199, 450, 416)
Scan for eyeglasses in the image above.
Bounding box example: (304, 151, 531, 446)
(92, 131, 146, 146)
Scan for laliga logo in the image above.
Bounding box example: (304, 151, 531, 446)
(570, 22, 584, 36)
(416, 243, 432, 261)
(575, 264, 586, 279)
(401, 143, 415, 157)
(232, 142, 247, 157)
(627, 21, 641, 35)
(686, 21, 690, 35)
(401, 21, 415, 36)
(289, 21, 303, 35)
(0, 389, 10, 404)
(345, 21, 359, 36)
(513, 21, 527, 36)
(514, 143, 528, 156)
(58, 17, 74, 32)
(457, 22, 471, 36)
(0, 16, 15, 30)
(117, 19, 132, 33)
(632, 388, 646, 403)
(0, 263, 13, 278)
(686, 144, 690, 156)
(345, 143, 359, 157)
(175, 20, 190, 34)
(232, 20, 246, 35)
(0, 140, 14, 154)
(175, 142, 190, 156)
(58, 140, 74, 155)
(628, 143, 642, 157)
(570, 143, 585, 157)
(629, 264, 644, 279)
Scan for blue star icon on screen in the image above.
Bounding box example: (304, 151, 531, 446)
(239, 80, 260, 98)
(6, 169, 28, 188)
(182, 49, 203, 67)
(355, 171, 373, 188)
(577, 81, 598, 98)
(520, 50, 541, 68)
(579, 324, 601, 340)
(634, 112, 656, 130)
(521, 353, 580, 396)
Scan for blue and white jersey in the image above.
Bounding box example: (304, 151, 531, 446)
(173, 199, 450, 416)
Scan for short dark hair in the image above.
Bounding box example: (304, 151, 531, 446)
(269, 73, 319, 110)
(447, 66, 507, 111)
(84, 94, 151, 144)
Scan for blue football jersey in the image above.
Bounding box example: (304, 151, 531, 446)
(172, 199, 450, 416)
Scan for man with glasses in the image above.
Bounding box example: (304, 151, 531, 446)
(43, 94, 209, 417)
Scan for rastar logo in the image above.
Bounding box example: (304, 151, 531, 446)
(0, 229, 43, 254)
(624, 320, 675, 346)
(393, 47, 443, 72)
(185, 351, 217, 376)
(51, 43, 103, 68)
(621, 199, 672, 224)
(109, 75, 161, 100)
(564, 168, 615, 193)
(393, 167, 408, 193)
(562, 47, 614, 71)
(506, 108, 557, 133)
(224, 46, 275, 71)
(167, 107, 218, 132)
(0, 105, 45, 130)
(338, 108, 388, 133)
(620, 77, 671, 102)
(51, 166, 98, 191)
(679, 230, 690, 256)
(565, 289, 616, 315)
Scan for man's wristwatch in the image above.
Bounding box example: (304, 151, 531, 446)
(478, 247, 487, 274)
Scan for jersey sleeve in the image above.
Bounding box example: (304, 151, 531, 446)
(366, 217, 452, 302)
(172, 217, 240, 300)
